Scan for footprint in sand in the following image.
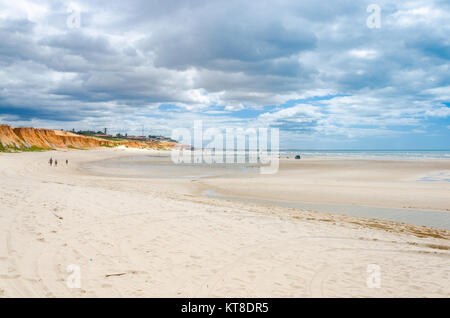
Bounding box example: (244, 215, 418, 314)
(0, 274, 21, 279)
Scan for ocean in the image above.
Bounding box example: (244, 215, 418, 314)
(280, 150, 450, 159)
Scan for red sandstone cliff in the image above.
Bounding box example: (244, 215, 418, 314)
(0, 125, 175, 151)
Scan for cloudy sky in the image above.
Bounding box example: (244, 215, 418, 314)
(0, 0, 449, 149)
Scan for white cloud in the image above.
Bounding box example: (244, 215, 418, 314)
(0, 0, 48, 21)
(0, 0, 448, 148)
(389, 4, 449, 27)
(349, 49, 377, 59)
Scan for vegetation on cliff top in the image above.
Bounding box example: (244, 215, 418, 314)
(0, 125, 177, 153)
(0, 144, 50, 153)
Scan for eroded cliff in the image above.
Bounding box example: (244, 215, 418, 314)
(0, 125, 174, 151)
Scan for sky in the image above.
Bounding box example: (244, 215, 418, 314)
(0, 0, 449, 149)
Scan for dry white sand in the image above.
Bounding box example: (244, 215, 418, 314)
(0, 149, 449, 297)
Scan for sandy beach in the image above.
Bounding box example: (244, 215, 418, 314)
(0, 149, 449, 297)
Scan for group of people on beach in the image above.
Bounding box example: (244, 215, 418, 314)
(49, 158, 68, 167)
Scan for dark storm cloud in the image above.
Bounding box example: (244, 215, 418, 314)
(41, 32, 114, 56)
(0, 103, 84, 121)
(147, 19, 316, 69)
(0, 0, 448, 148)
(0, 19, 39, 62)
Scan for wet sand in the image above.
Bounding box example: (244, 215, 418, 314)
(85, 154, 450, 228)
(192, 158, 450, 212)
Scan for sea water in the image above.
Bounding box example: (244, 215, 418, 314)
(280, 149, 450, 160)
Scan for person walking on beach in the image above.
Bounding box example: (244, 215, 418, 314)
(66, 159, 69, 165)
(55, 159, 58, 167)
(49, 158, 53, 166)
